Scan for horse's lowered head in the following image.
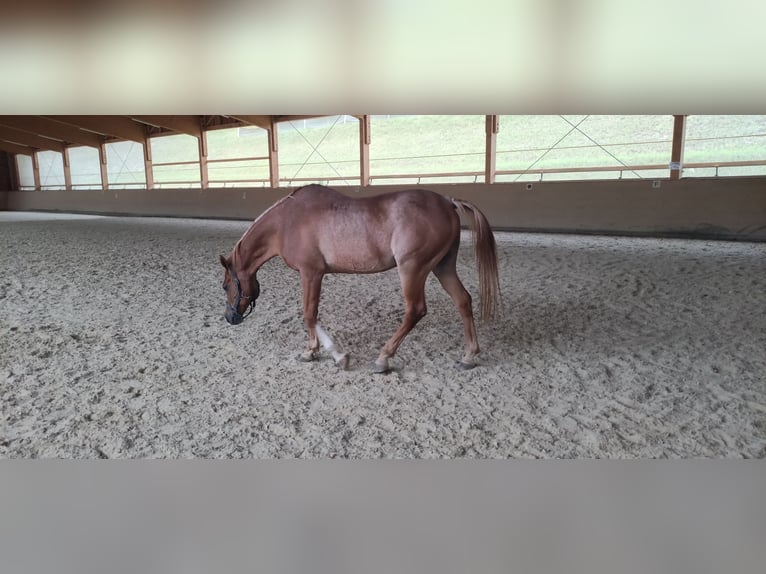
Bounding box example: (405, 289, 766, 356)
(219, 254, 260, 325)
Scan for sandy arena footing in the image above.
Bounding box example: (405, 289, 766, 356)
(1, 212, 765, 458)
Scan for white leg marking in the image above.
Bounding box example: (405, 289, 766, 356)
(316, 324, 349, 367)
(315, 324, 335, 350)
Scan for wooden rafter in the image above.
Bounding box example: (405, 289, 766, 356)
(130, 115, 203, 138)
(202, 115, 246, 131)
(0, 140, 35, 156)
(274, 115, 326, 125)
(45, 116, 147, 144)
(0, 116, 103, 148)
(228, 115, 272, 130)
(0, 126, 66, 153)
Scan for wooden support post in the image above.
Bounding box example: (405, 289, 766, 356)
(485, 115, 498, 184)
(199, 130, 209, 189)
(144, 140, 154, 190)
(268, 117, 279, 188)
(359, 115, 371, 187)
(99, 143, 109, 190)
(63, 148, 72, 191)
(11, 154, 20, 190)
(670, 114, 686, 180)
(32, 152, 41, 191)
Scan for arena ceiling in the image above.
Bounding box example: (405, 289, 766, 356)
(0, 115, 322, 156)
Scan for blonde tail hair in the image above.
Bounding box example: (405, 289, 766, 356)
(451, 198, 501, 322)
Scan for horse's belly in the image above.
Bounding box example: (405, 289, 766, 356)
(325, 250, 395, 274)
(314, 211, 399, 273)
(322, 242, 395, 274)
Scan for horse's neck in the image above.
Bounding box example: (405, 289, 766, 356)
(235, 211, 280, 274)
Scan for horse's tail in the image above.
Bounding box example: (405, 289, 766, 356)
(451, 198, 501, 322)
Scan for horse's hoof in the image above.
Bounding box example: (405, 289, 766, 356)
(336, 353, 350, 370)
(372, 362, 390, 374)
(457, 360, 476, 370)
(299, 350, 317, 362)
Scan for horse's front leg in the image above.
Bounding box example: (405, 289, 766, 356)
(299, 269, 323, 362)
(298, 269, 349, 369)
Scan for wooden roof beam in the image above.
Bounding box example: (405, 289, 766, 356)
(0, 116, 104, 148)
(0, 126, 67, 153)
(0, 140, 35, 156)
(274, 115, 326, 124)
(202, 115, 245, 131)
(130, 115, 203, 138)
(44, 116, 147, 144)
(228, 115, 272, 130)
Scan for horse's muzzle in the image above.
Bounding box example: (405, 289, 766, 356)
(225, 301, 252, 325)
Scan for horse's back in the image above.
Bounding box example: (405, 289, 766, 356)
(294, 185, 454, 222)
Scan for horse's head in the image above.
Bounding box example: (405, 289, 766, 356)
(219, 254, 260, 325)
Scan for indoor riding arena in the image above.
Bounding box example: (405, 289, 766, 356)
(2, 115, 765, 459)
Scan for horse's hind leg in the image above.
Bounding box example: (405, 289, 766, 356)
(433, 251, 480, 369)
(373, 265, 429, 373)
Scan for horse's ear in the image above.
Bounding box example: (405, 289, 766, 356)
(219, 254, 229, 269)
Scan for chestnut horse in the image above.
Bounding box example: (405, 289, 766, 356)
(219, 184, 499, 373)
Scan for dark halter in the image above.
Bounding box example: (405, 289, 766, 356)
(226, 265, 256, 323)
